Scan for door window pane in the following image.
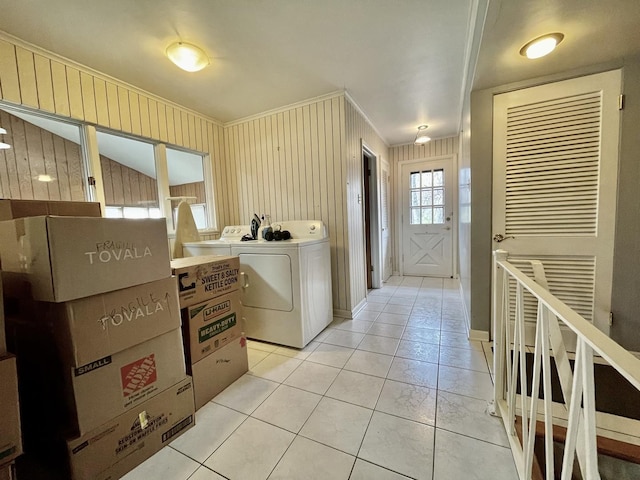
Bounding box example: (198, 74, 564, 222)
(421, 171, 432, 188)
(421, 190, 432, 206)
(0, 108, 87, 201)
(97, 131, 158, 218)
(421, 208, 433, 224)
(408, 167, 446, 225)
(433, 169, 444, 187)
(434, 207, 444, 224)
(433, 188, 444, 206)
(410, 172, 420, 189)
(410, 208, 421, 225)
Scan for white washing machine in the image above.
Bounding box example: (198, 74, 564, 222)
(231, 220, 332, 348)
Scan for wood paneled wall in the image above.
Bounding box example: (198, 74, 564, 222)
(100, 155, 158, 206)
(169, 181, 206, 204)
(224, 95, 351, 313)
(0, 109, 86, 200)
(344, 99, 390, 311)
(0, 34, 232, 229)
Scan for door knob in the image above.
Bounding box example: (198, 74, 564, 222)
(493, 234, 514, 243)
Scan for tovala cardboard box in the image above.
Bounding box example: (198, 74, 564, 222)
(67, 377, 195, 480)
(190, 336, 248, 410)
(0, 216, 171, 302)
(171, 255, 240, 309)
(0, 199, 101, 221)
(32, 276, 181, 367)
(181, 290, 243, 364)
(0, 355, 22, 466)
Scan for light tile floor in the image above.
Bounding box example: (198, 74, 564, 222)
(123, 276, 518, 480)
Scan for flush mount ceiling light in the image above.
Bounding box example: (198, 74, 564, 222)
(166, 41, 210, 72)
(414, 125, 431, 145)
(520, 33, 564, 59)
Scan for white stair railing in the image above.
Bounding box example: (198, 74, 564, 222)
(491, 249, 640, 480)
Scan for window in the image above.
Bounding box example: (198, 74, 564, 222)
(167, 147, 210, 230)
(409, 168, 445, 225)
(0, 107, 88, 201)
(96, 130, 159, 219)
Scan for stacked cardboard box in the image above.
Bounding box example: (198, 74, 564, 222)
(171, 255, 249, 409)
(0, 216, 195, 479)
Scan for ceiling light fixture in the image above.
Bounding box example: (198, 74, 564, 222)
(414, 125, 431, 145)
(166, 41, 210, 72)
(0, 126, 9, 149)
(36, 174, 55, 182)
(520, 33, 564, 59)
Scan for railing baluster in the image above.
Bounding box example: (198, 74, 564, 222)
(561, 340, 584, 480)
(541, 305, 555, 480)
(517, 283, 529, 451)
(581, 343, 601, 479)
(525, 302, 544, 477)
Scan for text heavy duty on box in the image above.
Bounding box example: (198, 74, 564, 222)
(0, 216, 171, 302)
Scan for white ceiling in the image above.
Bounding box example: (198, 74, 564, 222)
(0, 0, 638, 148)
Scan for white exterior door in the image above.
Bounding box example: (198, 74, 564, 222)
(492, 69, 622, 336)
(380, 157, 392, 281)
(401, 157, 454, 277)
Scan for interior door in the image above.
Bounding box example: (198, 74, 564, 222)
(401, 157, 454, 277)
(492, 69, 622, 336)
(380, 157, 392, 281)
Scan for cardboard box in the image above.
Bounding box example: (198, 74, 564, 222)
(190, 336, 248, 410)
(67, 377, 195, 480)
(31, 276, 181, 367)
(0, 199, 101, 221)
(171, 255, 240, 308)
(0, 216, 171, 302)
(8, 318, 186, 435)
(182, 290, 243, 364)
(0, 356, 22, 466)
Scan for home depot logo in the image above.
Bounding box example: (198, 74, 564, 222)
(120, 354, 157, 397)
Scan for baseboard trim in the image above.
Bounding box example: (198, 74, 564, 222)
(469, 329, 490, 342)
(333, 309, 352, 319)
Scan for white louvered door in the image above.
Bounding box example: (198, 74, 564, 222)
(492, 70, 622, 338)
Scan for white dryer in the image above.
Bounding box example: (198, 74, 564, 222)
(232, 220, 332, 348)
(182, 225, 251, 256)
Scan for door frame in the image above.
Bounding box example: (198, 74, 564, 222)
(396, 154, 458, 277)
(362, 141, 382, 289)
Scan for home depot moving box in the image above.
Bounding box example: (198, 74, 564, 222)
(0, 199, 101, 221)
(30, 276, 180, 367)
(170, 255, 240, 308)
(190, 336, 248, 410)
(181, 290, 243, 364)
(67, 377, 195, 480)
(0, 216, 171, 302)
(0, 355, 22, 466)
(8, 317, 186, 435)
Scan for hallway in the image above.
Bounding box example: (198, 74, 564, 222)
(123, 276, 518, 480)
